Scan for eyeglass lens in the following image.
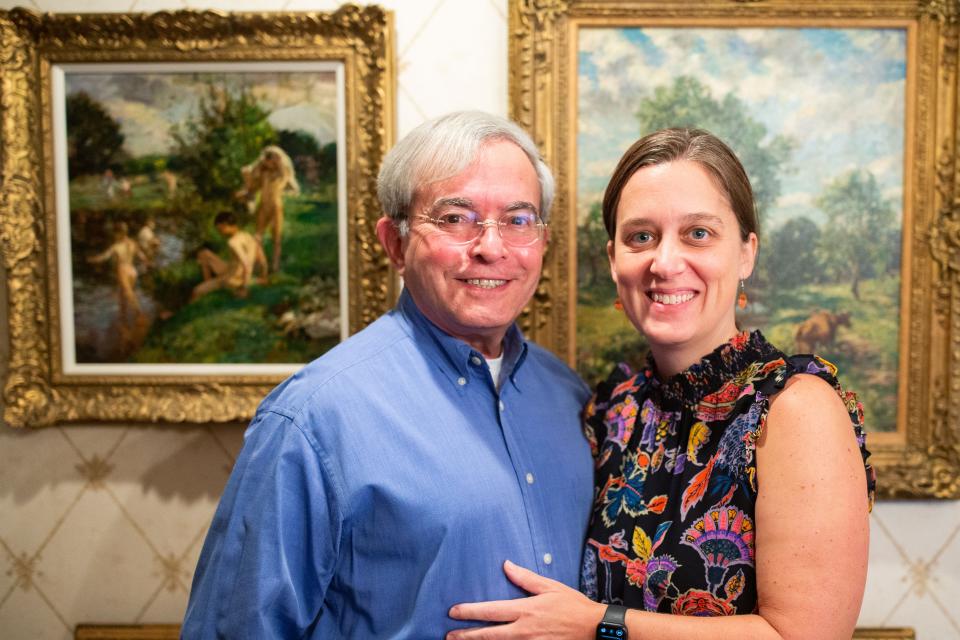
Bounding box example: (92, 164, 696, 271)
(430, 208, 542, 245)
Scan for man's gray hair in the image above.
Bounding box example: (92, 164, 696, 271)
(377, 111, 555, 233)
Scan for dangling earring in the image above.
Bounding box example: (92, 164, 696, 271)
(614, 297, 624, 311)
(737, 280, 748, 309)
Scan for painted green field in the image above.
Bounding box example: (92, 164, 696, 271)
(71, 176, 340, 365)
(756, 276, 900, 432)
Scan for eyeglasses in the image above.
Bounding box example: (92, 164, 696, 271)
(414, 208, 546, 246)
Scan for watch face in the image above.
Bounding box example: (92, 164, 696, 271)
(596, 623, 626, 639)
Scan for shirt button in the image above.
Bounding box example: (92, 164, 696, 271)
(543, 553, 553, 565)
(457, 377, 467, 386)
(499, 400, 505, 411)
(470, 356, 482, 366)
(525, 472, 534, 484)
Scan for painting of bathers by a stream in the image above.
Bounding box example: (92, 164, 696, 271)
(58, 62, 347, 373)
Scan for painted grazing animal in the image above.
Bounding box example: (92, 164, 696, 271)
(794, 310, 851, 354)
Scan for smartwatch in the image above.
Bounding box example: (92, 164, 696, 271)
(596, 604, 628, 640)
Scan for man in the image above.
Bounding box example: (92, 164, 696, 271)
(191, 211, 268, 301)
(237, 144, 300, 273)
(182, 111, 593, 638)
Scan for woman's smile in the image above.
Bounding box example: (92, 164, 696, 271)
(648, 290, 697, 306)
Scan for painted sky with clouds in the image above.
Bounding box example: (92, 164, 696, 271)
(66, 70, 338, 159)
(577, 27, 906, 229)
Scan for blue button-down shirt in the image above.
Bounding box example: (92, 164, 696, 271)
(182, 290, 593, 639)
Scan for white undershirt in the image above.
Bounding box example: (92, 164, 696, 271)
(486, 355, 504, 390)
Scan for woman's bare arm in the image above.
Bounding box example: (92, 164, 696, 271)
(751, 374, 870, 638)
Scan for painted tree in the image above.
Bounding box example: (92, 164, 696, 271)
(763, 217, 822, 289)
(317, 141, 338, 184)
(577, 202, 615, 300)
(171, 84, 276, 202)
(815, 170, 897, 300)
(635, 76, 794, 223)
(277, 130, 338, 190)
(66, 91, 125, 176)
(277, 129, 321, 159)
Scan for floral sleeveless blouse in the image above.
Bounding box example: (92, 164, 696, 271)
(579, 331, 876, 615)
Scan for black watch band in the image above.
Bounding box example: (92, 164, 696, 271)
(596, 604, 628, 640)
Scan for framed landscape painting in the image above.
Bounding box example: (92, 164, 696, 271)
(60, 62, 346, 374)
(509, 0, 960, 498)
(0, 7, 396, 426)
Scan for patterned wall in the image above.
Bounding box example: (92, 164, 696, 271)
(0, 0, 958, 638)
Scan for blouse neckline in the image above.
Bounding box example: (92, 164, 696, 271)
(646, 330, 777, 407)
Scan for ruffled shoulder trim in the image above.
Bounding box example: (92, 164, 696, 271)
(752, 354, 877, 510)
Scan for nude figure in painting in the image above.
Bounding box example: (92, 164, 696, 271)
(237, 145, 300, 274)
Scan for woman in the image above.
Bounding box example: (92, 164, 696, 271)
(448, 129, 875, 639)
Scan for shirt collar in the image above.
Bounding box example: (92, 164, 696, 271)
(396, 289, 529, 390)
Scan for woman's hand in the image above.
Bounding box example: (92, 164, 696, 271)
(446, 560, 606, 640)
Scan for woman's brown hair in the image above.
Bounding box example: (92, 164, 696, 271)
(601, 128, 758, 242)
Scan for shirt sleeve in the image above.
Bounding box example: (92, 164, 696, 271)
(182, 409, 343, 638)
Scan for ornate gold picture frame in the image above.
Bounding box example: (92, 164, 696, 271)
(509, 0, 959, 498)
(0, 7, 396, 427)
